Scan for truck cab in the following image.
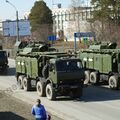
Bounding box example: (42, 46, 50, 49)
(38, 58, 85, 100)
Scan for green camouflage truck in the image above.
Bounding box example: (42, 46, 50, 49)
(16, 44, 85, 100)
(77, 42, 120, 89)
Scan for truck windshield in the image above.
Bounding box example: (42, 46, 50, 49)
(56, 60, 82, 71)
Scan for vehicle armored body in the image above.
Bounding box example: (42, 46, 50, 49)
(16, 43, 85, 100)
(77, 42, 120, 89)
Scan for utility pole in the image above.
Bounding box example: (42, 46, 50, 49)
(6, 0, 19, 42)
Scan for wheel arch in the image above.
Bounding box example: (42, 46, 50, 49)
(46, 79, 53, 86)
(16, 73, 25, 81)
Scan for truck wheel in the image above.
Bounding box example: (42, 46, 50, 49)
(90, 72, 99, 84)
(17, 75, 24, 89)
(109, 76, 119, 90)
(3, 65, 8, 74)
(46, 83, 56, 100)
(42, 64, 49, 78)
(37, 81, 45, 97)
(23, 77, 31, 91)
(77, 87, 83, 98)
(84, 71, 90, 84)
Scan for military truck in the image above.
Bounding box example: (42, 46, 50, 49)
(77, 42, 120, 89)
(16, 44, 85, 100)
(0, 50, 8, 72)
(0, 41, 8, 72)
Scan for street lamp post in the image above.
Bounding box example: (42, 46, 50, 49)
(6, 0, 19, 42)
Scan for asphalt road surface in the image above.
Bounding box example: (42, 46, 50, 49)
(0, 59, 120, 120)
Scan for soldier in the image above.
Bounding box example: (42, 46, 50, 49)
(31, 99, 47, 120)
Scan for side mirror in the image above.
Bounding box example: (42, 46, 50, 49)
(7, 52, 10, 57)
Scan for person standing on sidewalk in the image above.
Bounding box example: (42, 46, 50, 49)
(31, 99, 47, 120)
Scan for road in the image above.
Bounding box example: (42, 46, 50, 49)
(0, 59, 120, 120)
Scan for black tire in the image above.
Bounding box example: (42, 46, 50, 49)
(78, 87, 83, 98)
(3, 66, 8, 74)
(109, 75, 119, 90)
(37, 81, 46, 97)
(90, 72, 99, 84)
(3, 69, 8, 74)
(17, 75, 24, 89)
(23, 77, 31, 91)
(46, 83, 56, 100)
(1, 65, 8, 74)
(70, 87, 83, 98)
(84, 70, 90, 84)
(42, 64, 49, 78)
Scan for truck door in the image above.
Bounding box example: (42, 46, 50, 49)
(49, 63, 57, 84)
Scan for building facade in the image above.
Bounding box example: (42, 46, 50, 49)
(52, 7, 92, 41)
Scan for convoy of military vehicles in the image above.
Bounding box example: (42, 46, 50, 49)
(1, 40, 119, 101)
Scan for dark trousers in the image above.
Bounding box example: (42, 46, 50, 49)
(36, 118, 46, 120)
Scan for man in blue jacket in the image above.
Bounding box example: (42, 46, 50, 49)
(31, 99, 47, 120)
